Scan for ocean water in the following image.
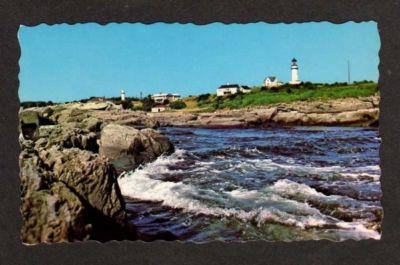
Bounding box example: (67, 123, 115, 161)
(118, 127, 382, 242)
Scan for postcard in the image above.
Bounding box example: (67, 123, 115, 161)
(18, 22, 381, 244)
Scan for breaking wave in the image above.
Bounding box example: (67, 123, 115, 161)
(119, 136, 381, 241)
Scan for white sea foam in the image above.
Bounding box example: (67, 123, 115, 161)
(340, 173, 380, 181)
(118, 151, 379, 239)
(251, 158, 381, 182)
(118, 152, 328, 228)
(225, 189, 261, 199)
(270, 179, 321, 197)
(336, 221, 381, 240)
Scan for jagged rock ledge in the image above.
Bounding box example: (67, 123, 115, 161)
(71, 95, 378, 129)
(19, 104, 173, 244)
(146, 95, 380, 128)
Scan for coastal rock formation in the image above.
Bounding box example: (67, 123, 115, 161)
(36, 125, 98, 152)
(146, 96, 379, 128)
(21, 181, 90, 243)
(19, 138, 136, 243)
(37, 146, 124, 218)
(99, 124, 174, 173)
(18, 102, 178, 243)
(18, 95, 379, 243)
(19, 110, 40, 140)
(271, 108, 379, 126)
(19, 108, 155, 243)
(20, 146, 91, 243)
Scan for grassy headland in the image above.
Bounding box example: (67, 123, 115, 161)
(20, 81, 378, 112)
(187, 81, 378, 111)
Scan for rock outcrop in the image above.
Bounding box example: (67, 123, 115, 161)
(99, 124, 174, 173)
(146, 96, 379, 128)
(18, 95, 379, 243)
(20, 144, 92, 243)
(18, 102, 173, 243)
(19, 135, 137, 243)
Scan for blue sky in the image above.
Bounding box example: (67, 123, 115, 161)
(19, 22, 380, 102)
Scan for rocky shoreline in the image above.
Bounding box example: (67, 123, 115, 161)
(75, 95, 378, 129)
(19, 105, 173, 243)
(18, 95, 379, 243)
(147, 95, 379, 128)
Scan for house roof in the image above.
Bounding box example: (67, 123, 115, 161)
(241, 85, 251, 90)
(266, 76, 277, 82)
(151, 93, 168, 97)
(152, 93, 181, 97)
(218, 84, 240, 89)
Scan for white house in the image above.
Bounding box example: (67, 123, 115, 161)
(151, 104, 168, 113)
(217, 84, 251, 96)
(170, 93, 181, 101)
(151, 93, 181, 104)
(264, 76, 283, 88)
(289, 58, 301, 85)
(240, 85, 252, 94)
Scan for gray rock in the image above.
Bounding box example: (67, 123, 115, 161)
(36, 125, 99, 152)
(21, 182, 91, 244)
(19, 110, 40, 140)
(38, 146, 124, 218)
(99, 124, 174, 173)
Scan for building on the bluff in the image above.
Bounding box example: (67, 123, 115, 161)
(264, 76, 283, 88)
(217, 84, 252, 97)
(151, 104, 168, 113)
(151, 93, 181, 104)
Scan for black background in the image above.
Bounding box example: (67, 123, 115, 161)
(1, 1, 400, 264)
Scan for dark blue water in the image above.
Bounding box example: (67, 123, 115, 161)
(119, 127, 382, 242)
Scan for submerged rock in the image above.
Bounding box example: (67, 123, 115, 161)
(99, 124, 174, 173)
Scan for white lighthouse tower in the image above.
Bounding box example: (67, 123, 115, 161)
(290, 58, 301, 85)
(120, 90, 126, 101)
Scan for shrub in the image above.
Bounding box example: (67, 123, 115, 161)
(20, 101, 54, 109)
(169, 100, 187, 109)
(197, 93, 211, 102)
(140, 96, 155, 112)
(121, 100, 133, 110)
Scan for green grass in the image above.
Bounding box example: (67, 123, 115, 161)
(193, 82, 378, 110)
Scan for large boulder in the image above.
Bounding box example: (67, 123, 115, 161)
(19, 143, 135, 244)
(38, 146, 124, 218)
(19, 110, 40, 140)
(19, 119, 138, 243)
(19, 148, 91, 243)
(21, 182, 90, 244)
(99, 124, 174, 173)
